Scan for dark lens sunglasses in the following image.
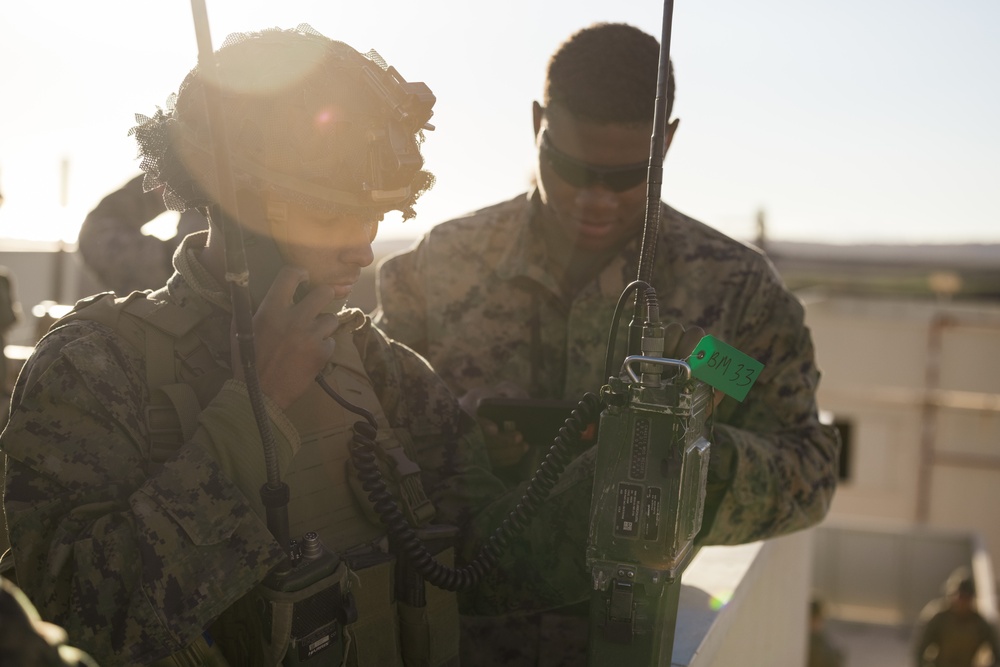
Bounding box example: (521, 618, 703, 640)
(539, 130, 648, 193)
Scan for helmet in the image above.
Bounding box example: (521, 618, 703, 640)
(131, 24, 435, 222)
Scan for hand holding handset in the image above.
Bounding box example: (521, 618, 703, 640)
(220, 192, 353, 665)
(237, 189, 307, 311)
(231, 189, 340, 410)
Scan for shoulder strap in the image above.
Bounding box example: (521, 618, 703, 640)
(124, 297, 208, 463)
(63, 290, 210, 464)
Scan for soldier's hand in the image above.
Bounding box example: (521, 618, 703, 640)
(664, 323, 725, 415)
(478, 420, 527, 468)
(232, 267, 339, 410)
(663, 321, 705, 359)
(459, 381, 531, 469)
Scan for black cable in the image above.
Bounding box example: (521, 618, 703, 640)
(316, 375, 602, 592)
(605, 280, 653, 382)
(316, 375, 377, 429)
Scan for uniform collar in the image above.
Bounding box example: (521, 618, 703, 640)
(165, 230, 368, 333)
(167, 230, 232, 312)
(493, 189, 565, 297)
(494, 190, 676, 298)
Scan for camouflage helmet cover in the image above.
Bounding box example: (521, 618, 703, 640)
(131, 24, 435, 221)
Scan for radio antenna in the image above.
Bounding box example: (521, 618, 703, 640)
(628, 0, 676, 357)
(187, 0, 291, 552)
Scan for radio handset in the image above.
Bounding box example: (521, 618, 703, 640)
(237, 190, 344, 313)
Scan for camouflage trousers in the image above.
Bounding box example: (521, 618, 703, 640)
(460, 602, 590, 667)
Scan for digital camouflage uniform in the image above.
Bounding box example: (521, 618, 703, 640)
(375, 191, 841, 665)
(78, 174, 206, 295)
(0, 232, 597, 665)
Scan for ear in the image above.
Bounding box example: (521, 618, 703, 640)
(664, 118, 680, 153)
(532, 101, 544, 137)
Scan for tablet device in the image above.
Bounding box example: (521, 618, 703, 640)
(475, 397, 596, 447)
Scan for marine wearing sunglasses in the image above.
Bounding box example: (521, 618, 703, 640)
(539, 129, 649, 193)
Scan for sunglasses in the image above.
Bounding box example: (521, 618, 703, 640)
(539, 130, 649, 193)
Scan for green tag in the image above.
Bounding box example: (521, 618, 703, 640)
(687, 335, 764, 402)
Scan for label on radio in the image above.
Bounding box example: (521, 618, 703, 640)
(687, 335, 764, 402)
(643, 486, 662, 541)
(614, 483, 643, 538)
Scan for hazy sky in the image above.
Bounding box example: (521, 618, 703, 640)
(1, 0, 997, 247)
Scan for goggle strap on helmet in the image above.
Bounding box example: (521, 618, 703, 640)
(229, 155, 413, 211)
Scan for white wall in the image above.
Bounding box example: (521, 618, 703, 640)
(682, 530, 812, 667)
(803, 295, 1000, 576)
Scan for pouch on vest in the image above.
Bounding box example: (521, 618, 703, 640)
(148, 632, 233, 667)
(256, 553, 357, 667)
(344, 557, 403, 667)
(396, 531, 460, 667)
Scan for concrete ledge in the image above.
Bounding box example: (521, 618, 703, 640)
(671, 529, 813, 666)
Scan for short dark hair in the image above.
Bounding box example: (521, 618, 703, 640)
(945, 567, 976, 598)
(544, 22, 674, 125)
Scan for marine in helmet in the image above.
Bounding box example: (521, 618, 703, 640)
(1, 26, 596, 665)
(374, 21, 841, 666)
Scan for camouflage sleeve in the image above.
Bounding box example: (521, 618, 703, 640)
(357, 321, 592, 614)
(77, 175, 176, 295)
(698, 263, 841, 545)
(372, 243, 429, 355)
(1, 321, 285, 665)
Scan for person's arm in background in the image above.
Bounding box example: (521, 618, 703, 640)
(77, 175, 202, 295)
(699, 256, 841, 546)
(372, 240, 428, 354)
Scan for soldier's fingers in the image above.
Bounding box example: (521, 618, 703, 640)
(678, 325, 707, 359)
(475, 415, 500, 436)
(296, 283, 339, 318)
(259, 266, 308, 310)
(486, 432, 529, 468)
(312, 312, 340, 339)
(663, 322, 684, 359)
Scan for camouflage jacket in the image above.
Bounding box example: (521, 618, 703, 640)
(1, 233, 596, 663)
(375, 192, 840, 547)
